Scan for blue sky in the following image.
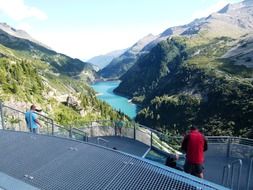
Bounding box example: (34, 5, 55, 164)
(0, 0, 241, 60)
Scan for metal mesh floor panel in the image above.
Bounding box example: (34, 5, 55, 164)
(0, 131, 79, 178)
(105, 159, 217, 190)
(0, 130, 228, 190)
(88, 136, 150, 156)
(24, 144, 132, 190)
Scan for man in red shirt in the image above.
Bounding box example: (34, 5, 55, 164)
(181, 126, 208, 178)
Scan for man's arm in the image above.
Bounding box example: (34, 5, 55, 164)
(35, 118, 42, 127)
(32, 113, 42, 127)
(181, 135, 188, 152)
(204, 137, 208, 151)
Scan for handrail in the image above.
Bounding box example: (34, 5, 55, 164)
(222, 164, 231, 187)
(78, 119, 253, 147)
(2, 104, 53, 121)
(72, 127, 88, 142)
(246, 158, 253, 190)
(97, 137, 109, 147)
(142, 148, 151, 158)
(230, 159, 242, 190)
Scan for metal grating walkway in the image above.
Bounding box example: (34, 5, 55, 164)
(0, 130, 228, 190)
(88, 136, 150, 157)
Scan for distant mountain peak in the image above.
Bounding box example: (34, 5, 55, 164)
(88, 49, 126, 69)
(218, 0, 253, 14)
(0, 22, 32, 40)
(218, 4, 231, 14)
(135, 33, 156, 44)
(0, 22, 51, 49)
(130, 33, 157, 53)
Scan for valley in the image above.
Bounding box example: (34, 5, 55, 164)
(0, 0, 253, 138)
(91, 81, 138, 119)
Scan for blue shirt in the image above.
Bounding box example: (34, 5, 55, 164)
(25, 111, 38, 129)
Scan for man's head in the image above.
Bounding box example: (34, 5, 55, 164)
(190, 126, 197, 130)
(30, 105, 36, 111)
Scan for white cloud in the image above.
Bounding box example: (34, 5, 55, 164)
(0, 0, 47, 21)
(192, 0, 230, 19)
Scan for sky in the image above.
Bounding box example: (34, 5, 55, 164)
(0, 0, 242, 60)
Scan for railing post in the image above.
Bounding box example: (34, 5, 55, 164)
(90, 122, 94, 137)
(114, 121, 117, 136)
(83, 132, 88, 142)
(227, 137, 231, 158)
(151, 131, 153, 147)
(0, 101, 5, 130)
(133, 123, 136, 140)
(83, 135, 88, 142)
(18, 113, 21, 132)
(69, 126, 72, 138)
(51, 119, 54, 136)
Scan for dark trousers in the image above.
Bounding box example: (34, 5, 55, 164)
(29, 128, 37, 134)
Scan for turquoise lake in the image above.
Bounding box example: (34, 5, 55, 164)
(91, 81, 137, 119)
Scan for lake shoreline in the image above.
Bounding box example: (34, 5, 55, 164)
(91, 80, 138, 119)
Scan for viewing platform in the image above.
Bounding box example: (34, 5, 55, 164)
(0, 102, 252, 190)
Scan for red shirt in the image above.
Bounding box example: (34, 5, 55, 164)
(181, 129, 208, 164)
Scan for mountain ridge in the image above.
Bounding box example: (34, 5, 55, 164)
(114, 0, 253, 138)
(0, 25, 96, 81)
(100, 0, 253, 79)
(99, 33, 157, 78)
(88, 49, 126, 70)
(0, 22, 51, 49)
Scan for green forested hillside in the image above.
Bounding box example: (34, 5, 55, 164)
(115, 35, 253, 138)
(0, 37, 123, 127)
(0, 29, 95, 80)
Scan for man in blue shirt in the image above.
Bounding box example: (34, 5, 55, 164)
(25, 105, 41, 133)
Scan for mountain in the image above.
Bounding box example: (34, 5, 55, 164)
(99, 18, 209, 79)
(222, 36, 253, 68)
(88, 49, 126, 70)
(0, 22, 51, 49)
(0, 23, 96, 81)
(115, 0, 253, 138)
(0, 23, 123, 126)
(99, 34, 157, 78)
(100, 0, 253, 79)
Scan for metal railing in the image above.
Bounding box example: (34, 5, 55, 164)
(222, 159, 243, 190)
(0, 102, 87, 142)
(1, 102, 253, 159)
(97, 137, 109, 147)
(229, 159, 242, 190)
(0, 103, 54, 135)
